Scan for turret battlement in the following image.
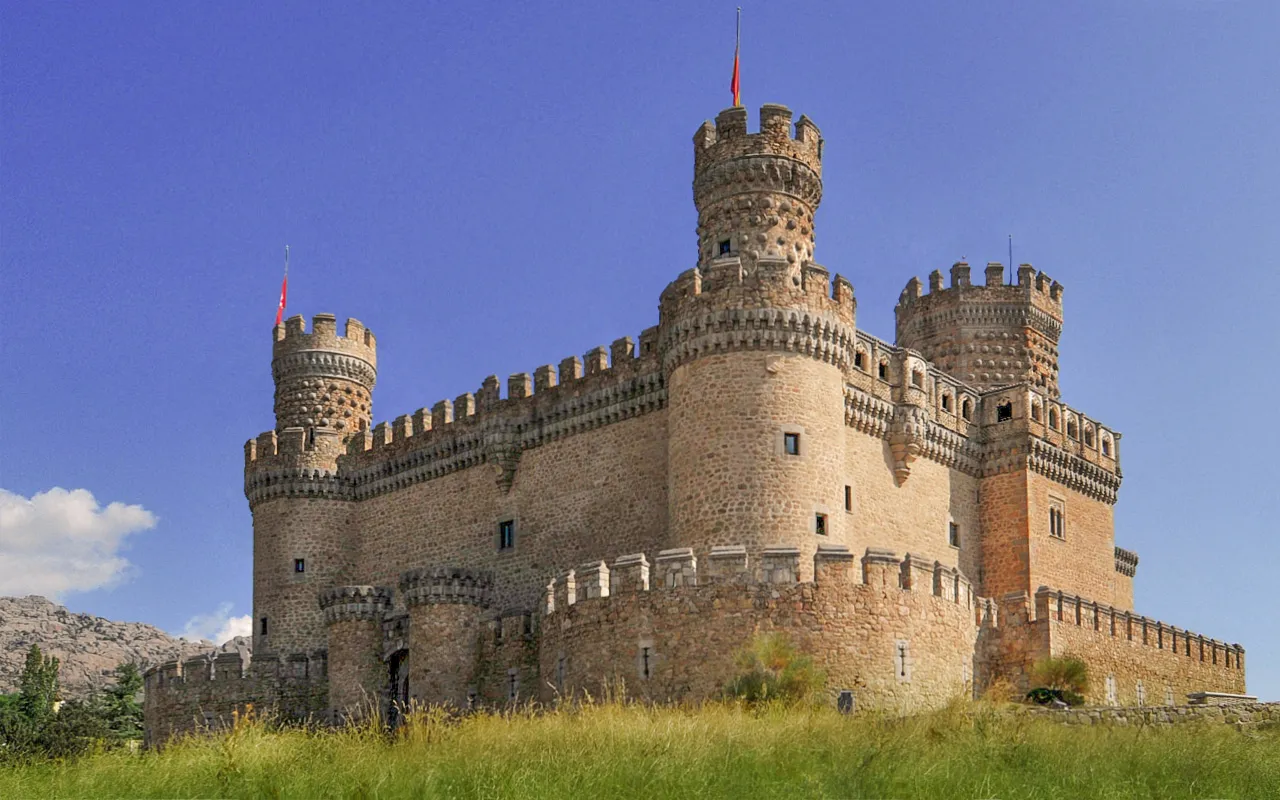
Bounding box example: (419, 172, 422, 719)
(895, 261, 1063, 318)
(657, 256, 857, 373)
(693, 104, 823, 178)
(895, 262, 1065, 397)
(401, 567, 493, 608)
(273, 313, 377, 362)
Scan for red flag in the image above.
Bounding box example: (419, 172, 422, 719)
(274, 245, 290, 326)
(730, 47, 740, 107)
(730, 11, 741, 107)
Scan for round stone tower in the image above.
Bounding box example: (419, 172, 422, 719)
(272, 312, 377, 439)
(661, 104, 857, 580)
(692, 104, 823, 273)
(894, 262, 1064, 398)
(246, 313, 377, 659)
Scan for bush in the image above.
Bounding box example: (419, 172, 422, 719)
(1027, 655, 1088, 706)
(722, 632, 825, 706)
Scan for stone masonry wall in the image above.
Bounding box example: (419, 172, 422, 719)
(351, 411, 668, 616)
(1035, 589, 1245, 705)
(843, 430, 979, 581)
(540, 546, 979, 713)
(1026, 473, 1121, 610)
(142, 652, 327, 747)
(984, 589, 1245, 705)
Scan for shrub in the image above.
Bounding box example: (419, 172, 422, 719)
(1027, 655, 1088, 706)
(722, 632, 825, 706)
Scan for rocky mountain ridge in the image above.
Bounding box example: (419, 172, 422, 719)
(0, 595, 246, 698)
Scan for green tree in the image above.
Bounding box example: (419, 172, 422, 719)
(18, 644, 60, 723)
(95, 662, 144, 741)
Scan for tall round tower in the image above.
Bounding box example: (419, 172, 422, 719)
(245, 314, 377, 659)
(662, 104, 857, 580)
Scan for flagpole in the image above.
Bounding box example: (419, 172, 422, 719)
(731, 7, 742, 107)
(275, 245, 290, 327)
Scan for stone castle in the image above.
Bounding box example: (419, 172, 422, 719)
(144, 103, 1246, 743)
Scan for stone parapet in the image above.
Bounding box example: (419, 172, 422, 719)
(546, 546, 979, 618)
(400, 567, 493, 608)
(318, 585, 393, 625)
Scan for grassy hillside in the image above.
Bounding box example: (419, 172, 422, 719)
(1, 701, 1276, 799)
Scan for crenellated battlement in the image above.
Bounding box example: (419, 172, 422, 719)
(273, 313, 377, 362)
(657, 256, 857, 374)
(1031, 586, 1245, 673)
(401, 567, 494, 608)
(543, 544, 979, 617)
(319, 585, 393, 624)
(895, 262, 1065, 398)
(336, 331, 665, 491)
(693, 104, 822, 180)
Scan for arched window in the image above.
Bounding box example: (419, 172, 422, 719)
(1102, 436, 1112, 457)
(1084, 426, 1095, 447)
(878, 361, 889, 380)
(961, 399, 972, 421)
(854, 351, 866, 370)
(911, 369, 924, 388)
(1048, 408, 1059, 430)
(1067, 419, 1078, 439)
(942, 393, 953, 412)
(1031, 402, 1042, 422)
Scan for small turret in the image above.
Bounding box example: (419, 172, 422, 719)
(692, 104, 824, 275)
(894, 262, 1064, 398)
(272, 314, 378, 442)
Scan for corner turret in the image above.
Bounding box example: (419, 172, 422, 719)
(894, 262, 1064, 397)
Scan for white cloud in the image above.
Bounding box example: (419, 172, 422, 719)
(0, 487, 156, 599)
(179, 602, 252, 645)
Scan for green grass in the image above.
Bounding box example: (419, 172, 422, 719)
(1, 701, 1276, 799)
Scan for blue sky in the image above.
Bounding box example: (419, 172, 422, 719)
(2, 2, 1276, 699)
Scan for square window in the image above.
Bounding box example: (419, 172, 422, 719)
(498, 520, 515, 550)
(294, 558, 305, 574)
(259, 617, 268, 636)
(844, 485, 852, 512)
(718, 239, 732, 255)
(815, 513, 828, 536)
(949, 522, 960, 548)
(997, 402, 1013, 422)
(784, 432, 800, 456)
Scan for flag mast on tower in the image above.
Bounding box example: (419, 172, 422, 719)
(731, 7, 742, 107)
(274, 245, 290, 326)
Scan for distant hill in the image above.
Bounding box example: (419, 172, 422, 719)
(0, 595, 242, 698)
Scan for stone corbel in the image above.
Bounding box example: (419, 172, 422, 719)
(888, 405, 929, 485)
(484, 426, 521, 493)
